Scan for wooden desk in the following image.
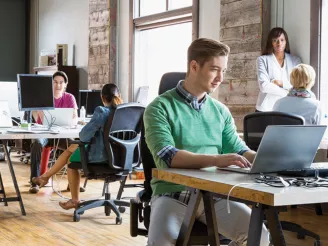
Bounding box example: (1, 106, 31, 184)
(0, 127, 80, 215)
(153, 167, 328, 246)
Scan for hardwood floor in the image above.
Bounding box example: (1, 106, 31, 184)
(0, 155, 147, 246)
(0, 154, 328, 245)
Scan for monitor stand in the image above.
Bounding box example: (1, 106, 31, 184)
(24, 111, 32, 123)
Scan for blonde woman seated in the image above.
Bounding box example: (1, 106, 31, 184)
(273, 64, 325, 125)
(32, 84, 123, 192)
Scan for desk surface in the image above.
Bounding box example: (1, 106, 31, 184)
(0, 126, 81, 140)
(153, 164, 328, 207)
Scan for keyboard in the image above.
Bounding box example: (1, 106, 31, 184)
(277, 167, 328, 177)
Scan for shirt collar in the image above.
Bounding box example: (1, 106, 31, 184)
(175, 80, 207, 111)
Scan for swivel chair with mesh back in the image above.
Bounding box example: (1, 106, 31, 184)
(130, 72, 232, 245)
(70, 103, 145, 223)
(244, 111, 321, 245)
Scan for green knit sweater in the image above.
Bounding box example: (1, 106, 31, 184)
(144, 89, 247, 196)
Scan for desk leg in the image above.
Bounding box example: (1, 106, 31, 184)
(247, 203, 265, 245)
(0, 172, 8, 206)
(266, 206, 286, 246)
(3, 140, 26, 216)
(176, 189, 202, 246)
(202, 191, 220, 246)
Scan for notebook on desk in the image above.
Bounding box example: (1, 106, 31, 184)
(219, 125, 327, 174)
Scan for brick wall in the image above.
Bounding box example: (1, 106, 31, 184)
(216, 0, 270, 130)
(88, 0, 117, 89)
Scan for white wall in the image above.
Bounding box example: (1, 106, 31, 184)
(37, 0, 89, 89)
(271, 0, 311, 63)
(199, 0, 221, 41)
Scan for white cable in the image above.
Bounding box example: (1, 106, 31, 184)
(226, 182, 258, 214)
(1, 110, 21, 126)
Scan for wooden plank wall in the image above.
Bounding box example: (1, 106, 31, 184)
(88, 0, 117, 90)
(217, 0, 270, 130)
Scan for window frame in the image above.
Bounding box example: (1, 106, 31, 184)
(310, 0, 322, 98)
(128, 0, 199, 101)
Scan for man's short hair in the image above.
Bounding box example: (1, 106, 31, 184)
(187, 38, 230, 74)
(52, 71, 68, 83)
(290, 64, 316, 90)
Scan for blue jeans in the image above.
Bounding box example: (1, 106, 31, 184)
(30, 139, 48, 182)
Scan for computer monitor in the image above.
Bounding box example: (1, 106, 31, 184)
(17, 74, 54, 111)
(79, 90, 102, 117)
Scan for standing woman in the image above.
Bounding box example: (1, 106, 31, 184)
(255, 27, 302, 112)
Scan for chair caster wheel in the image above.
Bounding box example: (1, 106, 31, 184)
(20, 157, 24, 162)
(297, 233, 305, 239)
(24, 160, 29, 164)
(118, 206, 126, 213)
(73, 213, 80, 222)
(116, 217, 122, 225)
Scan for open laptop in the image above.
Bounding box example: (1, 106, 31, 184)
(219, 125, 327, 174)
(43, 108, 77, 127)
(0, 101, 13, 128)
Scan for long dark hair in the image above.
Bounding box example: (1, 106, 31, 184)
(262, 27, 290, 55)
(101, 83, 123, 107)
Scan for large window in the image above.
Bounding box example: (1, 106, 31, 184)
(132, 0, 197, 104)
(320, 0, 328, 109)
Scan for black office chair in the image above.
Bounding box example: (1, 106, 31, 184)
(244, 111, 321, 244)
(70, 103, 145, 223)
(130, 72, 231, 245)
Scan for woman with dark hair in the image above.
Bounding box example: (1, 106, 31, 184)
(255, 27, 302, 112)
(32, 83, 123, 197)
(56, 83, 123, 210)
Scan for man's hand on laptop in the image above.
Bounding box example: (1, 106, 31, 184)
(215, 154, 252, 168)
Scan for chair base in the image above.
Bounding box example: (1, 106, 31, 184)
(73, 197, 130, 223)
(281, 221, 320, 241)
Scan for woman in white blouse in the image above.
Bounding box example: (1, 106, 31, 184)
(256, 27, 302, 111)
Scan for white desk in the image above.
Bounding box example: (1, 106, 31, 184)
(0, 127, 81, 215)
(0, 127, 81, 140)
(153, 167, 328, 246)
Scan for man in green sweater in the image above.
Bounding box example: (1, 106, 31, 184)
(144, 38, 270, 245)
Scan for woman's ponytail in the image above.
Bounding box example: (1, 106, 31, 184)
(112, 95, 123, 107)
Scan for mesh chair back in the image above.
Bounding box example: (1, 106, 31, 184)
(103, 103, 145, 170)
(110, 103, 145, 133)
(243, 111, 305, 151)
(158, 72, 186, 95)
